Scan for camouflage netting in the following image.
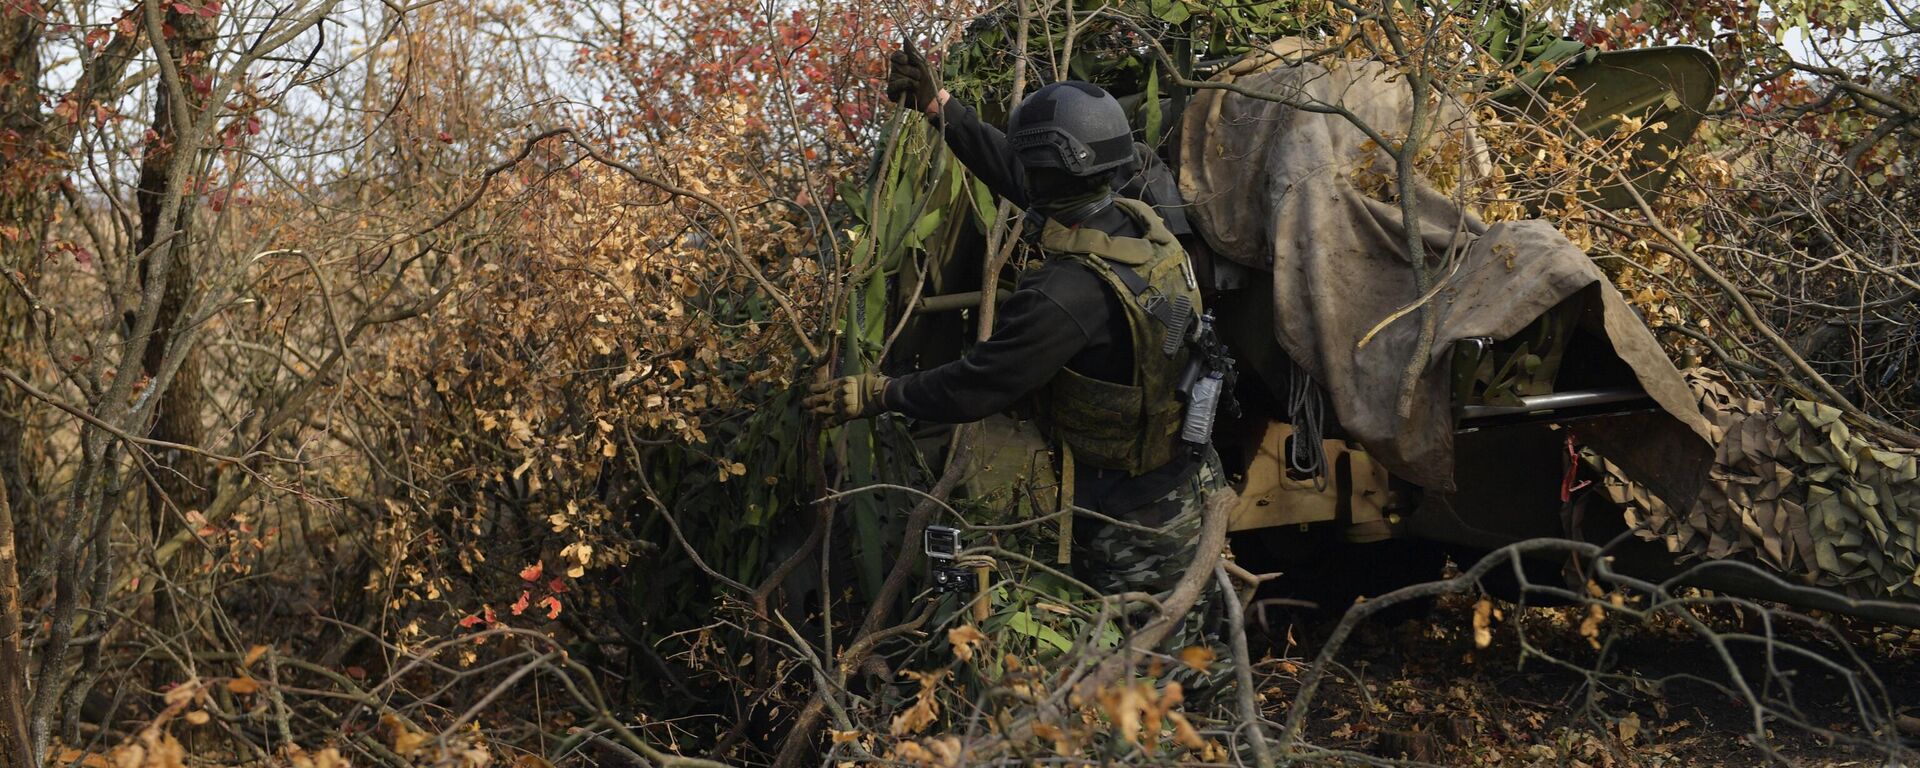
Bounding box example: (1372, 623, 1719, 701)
(1593, 370, 1920, 599)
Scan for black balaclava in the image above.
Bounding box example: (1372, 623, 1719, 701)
(1025, 167, 1113, 227)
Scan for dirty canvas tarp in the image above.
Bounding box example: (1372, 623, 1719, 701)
(1177, 41, 1712, 497)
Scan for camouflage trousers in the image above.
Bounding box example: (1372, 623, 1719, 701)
(1070, 449, 1226, 653)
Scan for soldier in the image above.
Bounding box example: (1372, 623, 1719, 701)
(804, 42, 1225, 644)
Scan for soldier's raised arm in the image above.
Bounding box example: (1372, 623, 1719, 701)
(887, 40, 1029, 208)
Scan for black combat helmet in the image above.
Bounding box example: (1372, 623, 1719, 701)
(1007, 82, 1134, 177)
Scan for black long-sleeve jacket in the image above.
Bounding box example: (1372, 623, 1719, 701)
(883, 99, 1196, 513)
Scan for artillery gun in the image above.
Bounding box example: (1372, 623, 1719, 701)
(857, 6, 1920, 625)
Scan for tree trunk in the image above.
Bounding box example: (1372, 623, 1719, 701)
(0, 0, 49, 542)
(2, 11, 47, 761)
(0, 477, 30, 768)
(136, 7, 213, 535)
(131, 7, 215, 716)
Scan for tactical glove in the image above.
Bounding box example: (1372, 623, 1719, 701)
(886, 39, 939, 113)
(805, 372, 891, 426)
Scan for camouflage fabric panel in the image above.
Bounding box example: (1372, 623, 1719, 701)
(1450, 298, 1579, 408)
(1593, 370, 1920, 599)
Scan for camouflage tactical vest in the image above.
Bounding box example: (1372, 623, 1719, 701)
(1032, 198, 1203, 475)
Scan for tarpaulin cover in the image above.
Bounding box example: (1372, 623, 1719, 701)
(1177, 41, 1712, 495)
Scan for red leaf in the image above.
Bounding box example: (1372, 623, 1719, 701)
(436, 130, 453, 143)
(245, 115, 261, 135)
(519, 562, 544, 582)
(510, 591, 531, 616)
(171, 2, 195, 13)
(546, 577, 569, 594)
(345, 666, 366, 680)
(458, 614, 482, 629)
(539, 596, 562, 620)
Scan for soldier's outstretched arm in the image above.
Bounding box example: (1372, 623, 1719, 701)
(931, 98, 1029, 209)
(885, 266, 1098, 423)
(887, 41, 1029, 208)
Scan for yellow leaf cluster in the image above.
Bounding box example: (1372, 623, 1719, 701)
(363, 90, 854, 615)
(108, 728, 186, 768)
(1094, 680, 1199, 751)
(1472, 598, 1495, 649)
(886, 735, 963, 767)
(947, 624, 987, 662)
(891, 669, 949, 736)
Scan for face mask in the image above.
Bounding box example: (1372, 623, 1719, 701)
(1029, 178, 1121, 226)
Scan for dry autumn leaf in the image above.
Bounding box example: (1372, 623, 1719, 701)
(1178, 645, 1216, 672)
(947, 624, 986, 662)
(1473, 598, 1494, 649)
(888, 736, 963, 767)
(384, 713, 431, 758)
(288, 746, 350, 768)
(1168, 711, 1206, 750)
(113, 727, 186, 768)
(1097, 680, 1174, 747)
(923, 736, 962, 766)
(1031, 722, 1074, 753)
(227, 676, 261, 695)
(55, 749, 113, 768)
(1578, 603, 1606, 650)
(162, 680, 199, 707)
(1618, 711, 1641, 743)
(890, 669, 946, 737)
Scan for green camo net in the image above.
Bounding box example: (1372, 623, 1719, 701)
(1593, 370, 1920, 600)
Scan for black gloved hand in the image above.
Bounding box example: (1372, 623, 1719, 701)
(886, 38, 939, 112)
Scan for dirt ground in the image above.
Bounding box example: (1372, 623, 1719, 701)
(1244, 590, 1920, 767)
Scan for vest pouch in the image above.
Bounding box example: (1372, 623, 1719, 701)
(1044, 368, 1180, 474)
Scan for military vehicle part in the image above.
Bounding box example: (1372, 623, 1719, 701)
(1228, 421, 1408, 543)
(1455, 387, 1649, 421)
(1495, 46, 1720, 210)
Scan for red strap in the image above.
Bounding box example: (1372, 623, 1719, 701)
(1560, 431, 1592, 503)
